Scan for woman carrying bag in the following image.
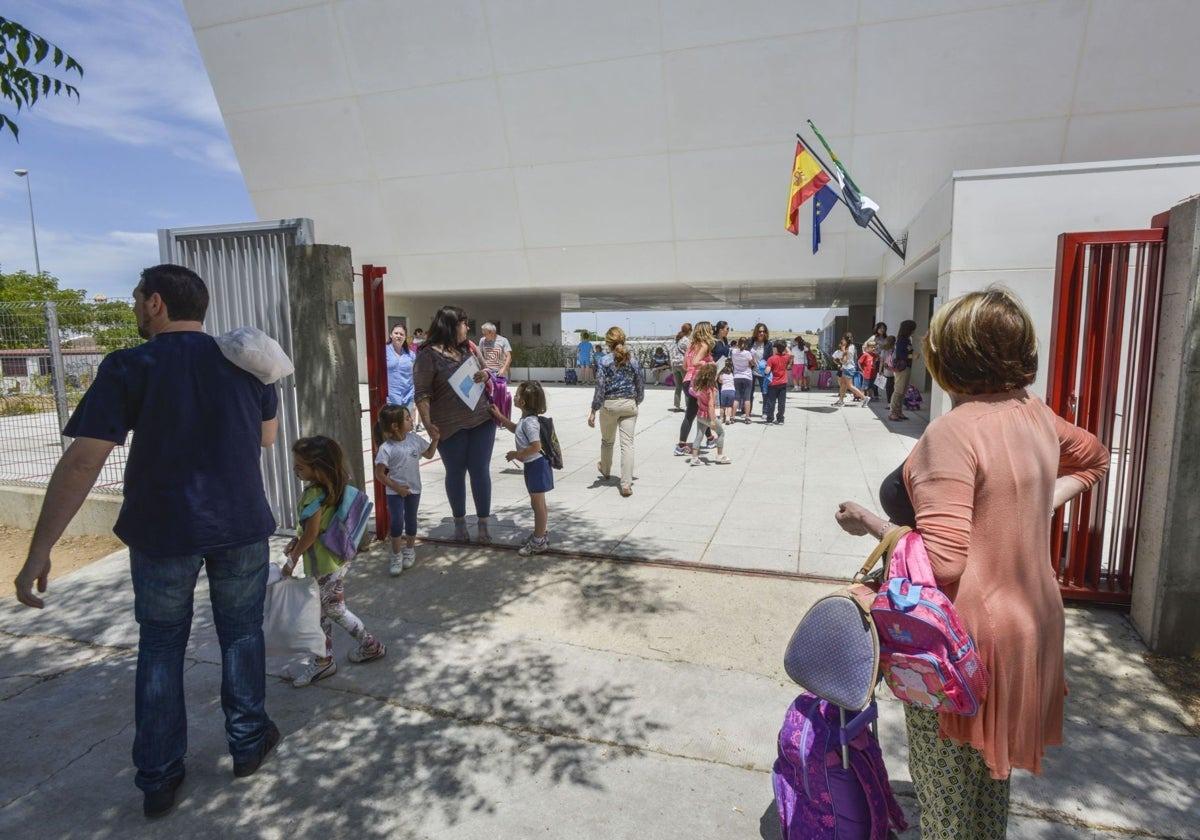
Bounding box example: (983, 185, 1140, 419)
(834, 289, 1108, 839)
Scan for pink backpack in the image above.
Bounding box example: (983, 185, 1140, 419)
(871, 530, 988, 716)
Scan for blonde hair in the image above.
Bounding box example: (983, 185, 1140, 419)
(690, 321, 715, 357)
(924, 287, 1038, 395)
(605, 325, 631, 367)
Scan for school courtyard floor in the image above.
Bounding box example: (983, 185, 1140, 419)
(365, 383, 933, 577)
(1, 386, 1197, 838)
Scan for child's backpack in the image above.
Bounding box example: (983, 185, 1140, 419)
(536, 416, 564, 470)
(903, 384, 922, 410)
(817, 370, 834, 389)
(871, 529, 988, 716)
(319, 485, 374, 562)
(564, 368, 578, 385)
(773, 693, 908, 840)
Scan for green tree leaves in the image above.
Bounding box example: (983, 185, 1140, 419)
(0, 16, 83, 139)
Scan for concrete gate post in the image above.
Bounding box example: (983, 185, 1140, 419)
(1131, 195, 1200, 657)
(286, 245, 366, 493)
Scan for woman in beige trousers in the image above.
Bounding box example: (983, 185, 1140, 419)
(588, 326, 645, 497)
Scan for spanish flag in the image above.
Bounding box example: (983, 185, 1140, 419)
(786, 139, 830, 235)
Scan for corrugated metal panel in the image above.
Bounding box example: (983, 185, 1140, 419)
(158, 219, 314, 532)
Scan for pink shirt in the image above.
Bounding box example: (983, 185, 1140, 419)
(904, 390, 1108, 778)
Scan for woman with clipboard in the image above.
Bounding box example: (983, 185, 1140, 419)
(413, 306, 496, 544)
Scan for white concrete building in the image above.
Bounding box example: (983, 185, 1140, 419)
(185, 0, 1200, 411)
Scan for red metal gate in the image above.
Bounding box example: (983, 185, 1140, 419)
(1046, 225, 1166, 604)
(360, 264, 389, 540)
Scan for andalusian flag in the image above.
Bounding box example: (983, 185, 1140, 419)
(786, 139, 830, 235)
(807, 120, 880, 228)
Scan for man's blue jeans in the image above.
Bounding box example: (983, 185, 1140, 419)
(130, 540, 273, 793)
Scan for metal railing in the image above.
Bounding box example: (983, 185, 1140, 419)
(0, 299, 140, 494)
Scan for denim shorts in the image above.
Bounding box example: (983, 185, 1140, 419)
(523, 456, 555, 494)
(734, 378, 753, 403)
(719, 390, 736, 407)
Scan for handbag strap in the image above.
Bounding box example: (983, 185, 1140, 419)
(853, 526, 911, 582)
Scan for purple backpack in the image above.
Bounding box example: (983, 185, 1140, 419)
(773, 694, 908, 840)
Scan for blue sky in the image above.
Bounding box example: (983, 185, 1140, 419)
(0, 0, 253, 299)
(0, 1, 825, 333)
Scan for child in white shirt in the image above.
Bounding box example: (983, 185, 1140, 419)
(492, 381, 554, 556)
(373, 404, 438, 576)
(718, 359, 737, 424)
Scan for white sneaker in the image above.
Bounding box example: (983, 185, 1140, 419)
(388, 553, 403, 577)
(861, 396, 872, 408)
(292, 658, 336, 687)
(689, 455, 702, 466)
(401, 547, 416, 569)
(714, 455, 731, 465)
(518, 536, 549, 556)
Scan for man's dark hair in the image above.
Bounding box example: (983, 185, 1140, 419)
(138, 264, 209, 323)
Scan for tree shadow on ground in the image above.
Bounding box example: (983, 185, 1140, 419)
(0, 521, 684, 837)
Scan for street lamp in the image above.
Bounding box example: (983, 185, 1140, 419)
(13, 169, 41, 276)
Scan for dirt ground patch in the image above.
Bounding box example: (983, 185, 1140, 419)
(1144, 653, 1200, 735)
(0, 525, 124, 586)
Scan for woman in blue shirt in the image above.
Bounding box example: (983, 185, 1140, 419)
(386, 324, 415, 413)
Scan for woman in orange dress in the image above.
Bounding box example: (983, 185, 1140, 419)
(835, 288, 1108, 839)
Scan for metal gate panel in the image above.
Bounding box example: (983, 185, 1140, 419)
(1047, 227, 1166, 604)
(158, 219, 314, 533)
(360, 264, 389, 540)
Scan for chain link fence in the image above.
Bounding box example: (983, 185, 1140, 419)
(0, 299, 140, 494)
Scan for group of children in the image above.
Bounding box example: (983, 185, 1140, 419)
(279, 381, 557, 688)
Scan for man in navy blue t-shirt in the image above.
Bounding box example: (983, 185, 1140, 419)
(14, 264, 282, 818)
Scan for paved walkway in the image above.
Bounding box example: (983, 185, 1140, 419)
(368, 384, 931, 578)
(2, 384, 1196, 838)
(1, 541, 1196, 838)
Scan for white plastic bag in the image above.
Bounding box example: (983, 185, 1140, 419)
(263, 571, 325, 658)
(215, 326, 294, 384)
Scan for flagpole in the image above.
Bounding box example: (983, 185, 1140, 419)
(795, 132, 906, 260)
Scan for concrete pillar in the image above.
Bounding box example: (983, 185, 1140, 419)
(286, 245, 366, 492)
(1131, 195, 1200, 656)
(876, 279, 913, 337)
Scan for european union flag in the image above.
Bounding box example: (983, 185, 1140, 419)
(812, 184, 839, 255)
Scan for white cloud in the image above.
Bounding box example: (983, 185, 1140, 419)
(0, 223, 159, 298)
(6, 0, 242, 174)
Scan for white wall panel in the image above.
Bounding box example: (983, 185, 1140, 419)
(358, 80, 509, 179)
(665, 28, 854, 149)
(659, 0, 854, 51)
(500, 56, 668, 165)
(337, 0, 493, 93)
(184, 0, 323, 30)
(379, 170, 525, 254)
(527, 242, 676, 286)
(226, 100, 370, 191)
(516, 156, 673, 247)
(1074, 0, 1200, 114)
(851, 119, 1066, 229)
(1064, 108, 1200, 163)
(855, 1, 1086, 133)
(194, 4, 352, 114)
(252, 181, 391, 255)
(486, 0, 660, 73)
(395, 250, 532, 292)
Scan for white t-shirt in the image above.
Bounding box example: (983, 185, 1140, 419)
(375, 434, 430, 495)
(790, 342, 806, 364)
(731, 348, 754, 379)
(514, 415, 544, 463)
(719, 372, 735, 392)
